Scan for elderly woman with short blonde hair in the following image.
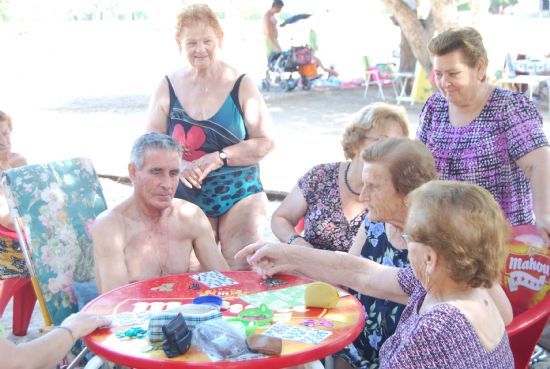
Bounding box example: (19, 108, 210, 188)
(271, 103, 409, 252)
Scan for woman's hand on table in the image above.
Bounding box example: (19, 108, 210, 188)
(235, 241, 296, 278)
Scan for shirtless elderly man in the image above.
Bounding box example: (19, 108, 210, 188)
(93, 132, 229, 293)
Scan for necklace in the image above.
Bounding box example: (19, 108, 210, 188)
(139, 211, 169, 277)
(344, 162, 360, 196)
(154, 245, 168, 277)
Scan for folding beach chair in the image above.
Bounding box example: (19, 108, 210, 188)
(1, 157, 108, 368)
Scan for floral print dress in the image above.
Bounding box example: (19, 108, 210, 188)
(336, 216, 409, 369)
(298, 163, 367, 252)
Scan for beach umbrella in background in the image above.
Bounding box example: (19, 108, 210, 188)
(280, 13, 312, 27)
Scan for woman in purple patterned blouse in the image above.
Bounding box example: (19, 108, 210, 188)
(417, 27, 550, 244)
(238, 180, 514, 368)
(271, 103, 409, 251)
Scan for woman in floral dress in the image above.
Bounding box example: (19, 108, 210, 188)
(271, 103, 409, 252)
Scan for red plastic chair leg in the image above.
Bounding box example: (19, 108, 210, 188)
(12, 279, 37, 336)
(0, 278, 28, 316)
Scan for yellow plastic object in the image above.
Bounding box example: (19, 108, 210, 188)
(411, 64, 434, 104)
(304, 282, 339, 308)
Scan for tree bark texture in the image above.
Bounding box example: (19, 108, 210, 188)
(381, 0, 433, 71)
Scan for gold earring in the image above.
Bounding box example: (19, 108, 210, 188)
(424, 267, 430, 289)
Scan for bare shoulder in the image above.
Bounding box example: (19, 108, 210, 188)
(236, 72, 260, 101)
(168, 67, 193, 88)
(150, 67, 187, 103)
(93, 199, 132, 234)
(172, 198, 210, 231)
(9, 152, 27, 167)
(238, 73, 257, 90)
(93, 207, 123, 234)
(151, 75, 171, 102)
(172, 198, 205, 220)
(147, 75, 172, 132)
(170, 67, 189, 79)
(218, 62, 242, 83)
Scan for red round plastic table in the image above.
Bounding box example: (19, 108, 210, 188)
(83, 271, 364, 369)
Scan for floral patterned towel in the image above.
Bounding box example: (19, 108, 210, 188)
(2, 157, 107, 325)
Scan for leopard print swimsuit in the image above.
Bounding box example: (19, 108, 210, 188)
(166, 75, 264, 217)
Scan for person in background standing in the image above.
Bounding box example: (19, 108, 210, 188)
(263, 0, 284, 66)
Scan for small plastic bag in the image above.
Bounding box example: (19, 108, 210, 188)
(192, 319, 249, 361)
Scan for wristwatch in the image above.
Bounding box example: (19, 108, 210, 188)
(219, 151, 228, 166)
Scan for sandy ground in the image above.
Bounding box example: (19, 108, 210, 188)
(8, 85, 550, 194)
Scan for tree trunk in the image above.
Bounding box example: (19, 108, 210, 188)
(381, 0, 433, 71)
(430, 0, 458, 32)
(399, 30, 416, 74)
(382, 0, 462, 74)
(399, 30, 416, 93)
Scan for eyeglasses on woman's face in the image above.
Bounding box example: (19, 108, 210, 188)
(364, 135, 386, 142)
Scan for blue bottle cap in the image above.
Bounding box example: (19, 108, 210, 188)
(192, 295, 223, 307)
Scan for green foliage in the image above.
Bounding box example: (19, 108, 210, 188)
(489, 0, 519, 13)
(457, 2, 471, 11)
(0, 0, 9, 22)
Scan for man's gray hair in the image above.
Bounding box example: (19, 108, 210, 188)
(130, 132, 183, 169)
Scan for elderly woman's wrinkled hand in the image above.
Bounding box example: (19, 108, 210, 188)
(180, 160, 205, 189)
(193, 152, 223, 182)
(235, 241, 294, 278)
(179, 153, 225, 189)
